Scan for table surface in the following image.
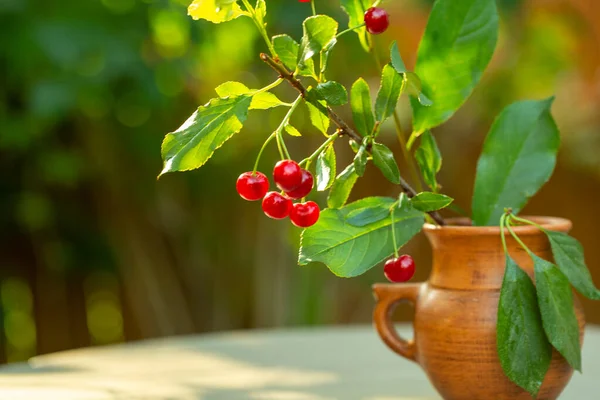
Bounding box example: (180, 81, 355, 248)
(0, 325, 598, 400)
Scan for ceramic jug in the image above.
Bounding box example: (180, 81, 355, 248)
(373, 217, 585, 400)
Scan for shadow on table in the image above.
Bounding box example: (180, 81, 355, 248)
(0, 325, 596, 398)
(0, 327, 436, 399)
(0, 364, 84, 375)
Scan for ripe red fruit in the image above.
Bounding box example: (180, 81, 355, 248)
(290, 201, 320, 228)
(236, 171, 269, 201)
(364, 7, 389, 35)
(384, 255, 415, 283)
(273, 160, 303, 192)
(262, 192, 292, 220)
(285, 169, 314, 200)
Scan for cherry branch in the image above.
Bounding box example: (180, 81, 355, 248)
(260, 53, 445, 226)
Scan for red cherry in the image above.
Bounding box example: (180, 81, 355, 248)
(236, 171, 269, 201)
(384, 255, 415, 283)
(364, 7, 389, 35)
(273, 160, 303, 192)
(285, 169, 313, 200)
(290, 201, 320, 228)
(262, 192, 292, 220)
(299, 0, 310, 2)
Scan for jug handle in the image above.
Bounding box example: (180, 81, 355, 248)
(373, 283, 421, 363)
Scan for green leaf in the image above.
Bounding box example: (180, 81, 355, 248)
(327, 164, 359, 209)
(215, 81, 249, 97)
(215, 81, 285, 110)
(448, 203, 469, 217)
(546, 231, 600, 300)
(371, 143, 400, 185)
(284, 124, 302, 137)
(471, 98, 559, 226)
(533, 254, 582, 372)
(306, 101, 330, 135)
(375, 64, 404, 123)
(320, 38, 337, 78)
(188, 0, 247, 23)
(316, 144, 336, 191)
(272, 35, 298, 69)
(272, 34, 315, 78)
(298, 15, 338, 66)
(340, 0, 370, 52)
(254, 0, 266, 27)
(305, 89, 330, 134)
(390, 42, 431, 107)
(353, 142, 368, 177)
(411, 192, 453, 212)
(346, 204, 391, 227)
(351, 78, 375, 137)
(403, 73, 420, 96)
(390, 41, 407, 73)
(398, 192, 413, 212)
(411, 0, 499, 133)
(249, 92, 285, 110)
(405, 72, 433, 107)
(160, 95, 251, 175)
(415, 131, 442, 192)
(299, 197, 425, 277)
(315, 81, 348, 106)
(497, 256, 552, 397)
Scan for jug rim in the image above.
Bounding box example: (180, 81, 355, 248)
(423, 216, 572, 236)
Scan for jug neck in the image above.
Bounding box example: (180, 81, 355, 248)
(422, 217, 572, 290)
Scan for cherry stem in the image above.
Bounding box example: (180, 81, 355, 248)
(253, 95, 302, 172)
(391, 206, 400, 258)
(259, 52, 445, 226)
(310, 0, 316, 16)
(275, 133, 288, 160)
(277, 95, 303, 160)
(336, 23, 366, 39)
(253, 132, 277, 173)
(299, 131, 339, 168)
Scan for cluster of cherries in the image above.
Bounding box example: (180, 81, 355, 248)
(238, 163, 413, 280)
(248, 2, 393, 269)
(236, 160, 320, 228)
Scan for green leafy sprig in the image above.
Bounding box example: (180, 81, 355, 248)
(159, 1, 599, 392)
(497, 211, 596, 396)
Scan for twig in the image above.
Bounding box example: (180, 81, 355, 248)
(259, 53, 446, 226)
(260, 53, 359, 140)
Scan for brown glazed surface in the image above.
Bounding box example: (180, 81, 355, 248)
(373, 217, 586, 400)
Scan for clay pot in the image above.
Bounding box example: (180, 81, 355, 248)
(373, 217, 585, 400)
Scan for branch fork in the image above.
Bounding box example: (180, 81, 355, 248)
(260, 53, 445, 226)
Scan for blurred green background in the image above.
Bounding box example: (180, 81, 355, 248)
(1, 0, 599, 363)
